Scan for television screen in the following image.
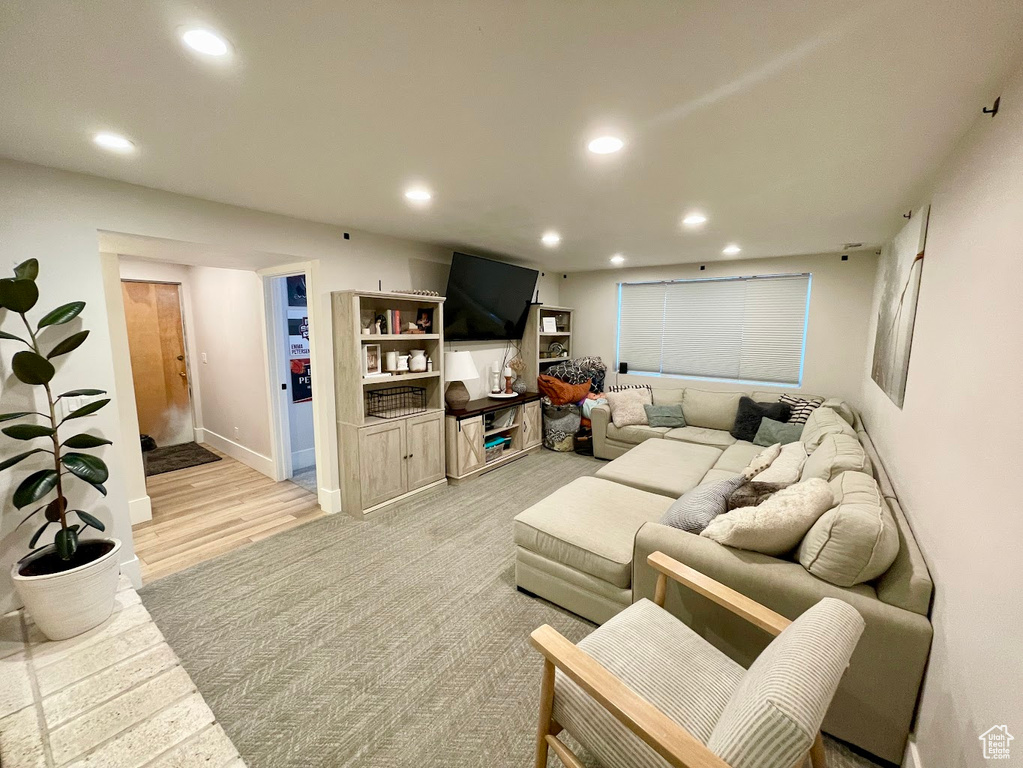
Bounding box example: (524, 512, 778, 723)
(443, 252, 539, 341)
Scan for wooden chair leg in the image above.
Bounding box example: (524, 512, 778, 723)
(535, 659, 556, 768)
(654, 572, 667, 607)
(809, 732, 827, 768)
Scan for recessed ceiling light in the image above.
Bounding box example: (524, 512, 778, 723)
(682, 213, 708, 228)
(541, 231, 561, 247)
(588, 136, 624, 155)
(93, 132, 135, 153)
(181, 28, 230, 57)
(722, 244, 742, 256)
(404, 186, 432, 204)
(610, 254, 626, 266)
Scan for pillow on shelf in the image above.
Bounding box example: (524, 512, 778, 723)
(797, 471, 899, 586)
(755, 441, 808, 485)
(701, 478, 833, 555)
(727, 481, 789, 511)
(605, 387, 653, 427)
(660, 474, 748, 534)
(753, 417, 803, 447)
(742, 443, 782, 479)
(730, 396, 792, 441)
(779, 394, 825, 424)
(537, 375, 591, 406)
(643, 404, 685, 428)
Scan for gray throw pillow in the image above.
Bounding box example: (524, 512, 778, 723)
(643, 404, 685, 428)
(660, 475, 748, 533)
(753, 417, 804, 447)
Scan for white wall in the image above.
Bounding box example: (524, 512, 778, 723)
(859, 65, 1023, 768)
(560, 252, 878, 405)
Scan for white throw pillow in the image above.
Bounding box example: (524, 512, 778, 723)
(742, 443, 781, 479)
(798, 471, 900, 586)
(701, 478, 833, 555)
(754, 442, 808, 484)
(605, 388, 653, 428)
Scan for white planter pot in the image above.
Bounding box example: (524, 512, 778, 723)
(12, 538, 122, 641)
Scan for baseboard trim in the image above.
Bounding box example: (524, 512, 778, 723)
(292, 447, 316, 470)
(193, 427, 205, 444)
(904, 736, 922, 768)
(319, 487, 341, 514)
(128, 495, 152, 525)
(200, 429, 276, 479)
(120, 555, 142, 589)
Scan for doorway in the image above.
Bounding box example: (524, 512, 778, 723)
(121, 280, 194, 447)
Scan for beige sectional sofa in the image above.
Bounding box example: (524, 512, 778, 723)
(513, 386, 932, 764)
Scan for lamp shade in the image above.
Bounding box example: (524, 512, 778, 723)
(444, 351, 479, 382)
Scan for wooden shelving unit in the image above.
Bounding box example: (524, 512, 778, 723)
(521, 305, 574, 387)
(332, 290, 448, 516)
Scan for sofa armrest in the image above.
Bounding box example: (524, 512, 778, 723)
(590, 404, 611, 458)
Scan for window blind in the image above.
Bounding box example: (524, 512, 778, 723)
(617, 274, 811, 385)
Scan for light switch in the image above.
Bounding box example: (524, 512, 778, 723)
(201, 353, 208, 364)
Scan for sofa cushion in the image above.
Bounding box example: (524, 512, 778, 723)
(606, 388, 652, 428)
(753, 417, 803, 447)
(755, 442, 808, 485)
(731, 396, 792, 442)
(682, 389, 744, 430)
(798, 471, 900, 587)
(714, 442, 764, 474)
(651, 388, 685, 407)
(644, 403, 685, 428)
(513, 477, 672, 588)
(596, 439, 722, 498)
(800, 407, 857, 451)
(801, 433, 871, 482)
(665, 426, 737, 448)
(605, 423, 670, 444)
(702, 478, 833, 555)
(660, 474, 749, 534)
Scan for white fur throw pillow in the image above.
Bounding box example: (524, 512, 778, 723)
(701, 478, 833, 555)
(742, 443, 781, 479)
(755, 441, 808, 485)
(605, 388, 653, 427)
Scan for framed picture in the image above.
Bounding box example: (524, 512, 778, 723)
(416, 307, 434, 333)
(541, 316, 558, 333)
(363, 344, 382, 376)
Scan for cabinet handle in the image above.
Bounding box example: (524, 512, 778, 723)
(408, 453, 414, 458)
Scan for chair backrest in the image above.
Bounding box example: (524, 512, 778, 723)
(707, 598, 864, 768)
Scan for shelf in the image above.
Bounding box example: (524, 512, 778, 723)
(361, 334, 440, 341)
(539, 332, 571, 337)
(484, 422, 521, 438)
(362, 371, 440, 384)
(538, 356, 571, 364)
(361, 407, 445, 426)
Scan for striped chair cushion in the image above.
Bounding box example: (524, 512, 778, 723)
(552, 599, 743, 768)
(778, 394, 824, 424)
(707, 598, 865, 768)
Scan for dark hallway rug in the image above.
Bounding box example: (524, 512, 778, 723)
(139, 451, 883, 768)
(144, 441, 222, 476)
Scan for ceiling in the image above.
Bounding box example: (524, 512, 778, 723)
(2, 1, 1021, 271)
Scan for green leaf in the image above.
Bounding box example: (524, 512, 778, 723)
(62, 433, 112, 449)
(0, 448, 48, 471)
(44, 497, 66, 522)
(58, 389, 106, 398)
(2, 424, 55, 440)
(89, 482, 107, 497)
(29, 522, 50, 549)
(0, 330, 29, 344)
(54, 527, 78, 560)
(12, 351, 55, 385)
(63, 399, 110, 420)
(16, 504, 46, 529)
(13, 259, 39, 281)
(0, 411, 33, 422)
(61, 453, 109, 484)
(37, 301, 85, 329)
(13, 469, 58, 508)
(0, 278, 39, 313)
(47, 330, 89, 359)
(75, 510, 105, 532)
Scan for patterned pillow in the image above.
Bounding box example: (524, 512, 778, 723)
(779, 394, 824, 424)
(605, 388, 652, 427)
(743, 443, 782, 479)
(660, 475, 748, 533)
(606, 383, 653, 394)
(727, 481, 789, 511)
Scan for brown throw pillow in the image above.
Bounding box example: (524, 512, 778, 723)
(537, 374, 592, 406)
(727, 481, 789, 511)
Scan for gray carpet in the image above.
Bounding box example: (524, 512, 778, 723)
(144, 441, 221, 476)
(140, 451, 885, 768)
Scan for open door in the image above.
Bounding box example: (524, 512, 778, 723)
(121, 280, 193, 447)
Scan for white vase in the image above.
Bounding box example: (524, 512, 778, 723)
(12, 538, 122, 641)
(409, 349, 427, 372)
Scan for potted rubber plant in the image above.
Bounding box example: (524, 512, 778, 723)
(1, 258, 121, 640)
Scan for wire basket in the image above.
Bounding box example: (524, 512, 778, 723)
(366, 385, 427, 419)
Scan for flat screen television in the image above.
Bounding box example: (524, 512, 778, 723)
(443, 252, 539, 341)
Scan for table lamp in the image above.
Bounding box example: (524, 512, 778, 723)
(444, 351, 479, 409)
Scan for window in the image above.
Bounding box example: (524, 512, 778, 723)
(616, 273, 811, 386)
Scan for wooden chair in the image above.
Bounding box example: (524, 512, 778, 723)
(530, 551, 864, 768)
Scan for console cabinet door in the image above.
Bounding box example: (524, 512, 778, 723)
(358, 420, 407, 509)
(406, 412, 445, 490)
(455, 415, 486, 476)
(522, 400, 542, 450)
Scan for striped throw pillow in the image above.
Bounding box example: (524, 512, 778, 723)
(779, 394, 824, 424)
(606, 383, 653, 394)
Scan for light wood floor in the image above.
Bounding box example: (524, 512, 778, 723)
(133, 447, 325, 583)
